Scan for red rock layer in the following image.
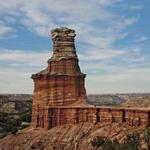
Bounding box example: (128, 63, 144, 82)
(32, 106, 150, 129)
(31, 27, 150, 129)
(31, 27, 87, 128)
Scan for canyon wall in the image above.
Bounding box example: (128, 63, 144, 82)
(32, 106, 150, 129)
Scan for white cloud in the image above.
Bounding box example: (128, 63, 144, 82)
(0, 49, 51, 67)
(0, 48, 150, 94)
(0, 49, 51, 94)
(86, 68, 150, 94)
(0, 70, 33, 94)
(0, 26, 11, 34)
(130, 5, 143, 10)
(79, 49, 125, 60)
(135, 36, 149, 43)
(0, 0, 149, 94)
(0, 19, 16, 38)
(0, 0, 136, 39)
(96, 0, 122, 6)
(131, 48, 142, 52)
(0, 25, 14, 38)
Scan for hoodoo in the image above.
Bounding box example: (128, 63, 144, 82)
(31, 27, 150, 129)
(31, 27, 90, 129)
(32, 27, 86, 106)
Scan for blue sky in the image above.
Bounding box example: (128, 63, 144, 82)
(0, 0, 150, 94)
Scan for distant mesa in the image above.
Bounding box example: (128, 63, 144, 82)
(121, 96, 150, 108)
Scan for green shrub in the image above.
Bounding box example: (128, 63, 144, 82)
(0, 132, 8, 139)
(113, 138, 125, 150)
(124, 133, 140, 150)
(91, 136, 105, 148)
(12, 118, 22, 127)
(91, 133, 141, 150)
(103, 139, 114, 150)
(21, 124, 30, 129)
(20, 113, 31, 122)
(31, 144, 35, 149)
(144, 127, 150, 150)
(11, 126, 18, 135)
(4, 125, 13, 132)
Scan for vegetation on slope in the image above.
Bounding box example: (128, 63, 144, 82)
(0, 112, 31, 138)
(91, 127, 150, 150)
(0, 123, 149, 150)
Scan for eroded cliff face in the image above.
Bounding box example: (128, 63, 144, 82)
(32, 27, 86, 107)
(0, 122, 145, 150)
(31, 27, 88, 129)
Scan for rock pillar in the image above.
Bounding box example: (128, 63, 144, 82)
(31, 27, 87, 127)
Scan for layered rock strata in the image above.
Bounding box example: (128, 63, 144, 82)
(31, 27, 87, 128)
(31, 27, 150, 129)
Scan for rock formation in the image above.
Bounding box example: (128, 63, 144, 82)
(31, 27, 150, 130)
(31, 27, 89, 129)
(32, 27, 86, 106)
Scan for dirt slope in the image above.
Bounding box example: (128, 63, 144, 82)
(0, 123, 145, 150)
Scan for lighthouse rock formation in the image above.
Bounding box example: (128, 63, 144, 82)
(31, 27, 150, 129)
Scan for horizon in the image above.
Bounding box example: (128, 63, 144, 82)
(0, 0, 150, 94)
(1, 92, 150, 95)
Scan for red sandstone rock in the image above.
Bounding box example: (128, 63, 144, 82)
(31, 27, 88, 128)
(31, 27, 150, 129)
